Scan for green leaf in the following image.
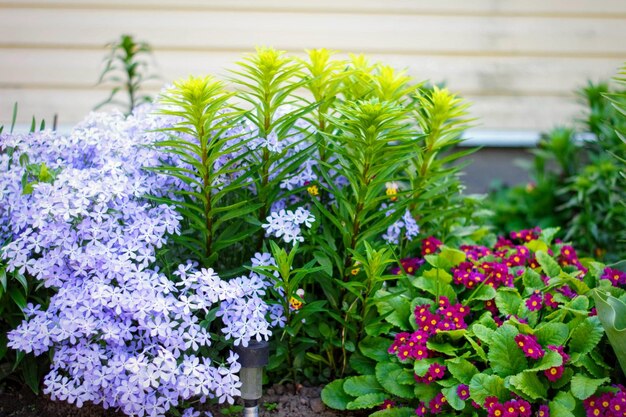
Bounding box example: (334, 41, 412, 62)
(488, 324, 528, 377)
(509, 372, 547, 400)
(375, 290, 411, 330)
(495, 288, 522, 317)
(534, 322, 569, 346)
(343, 375, 383, 397)
(549, 391, 576, 417)
(528, 349, 563, 372)
(359, 336, 392, 362)
(570, 374, 609, 400)
(349, 353, 376, 375)
(569, 316, 604, 356)
(470, 285, 498, 301)
(370, 407, 416, 417)
(472, 324, 495, 344)
(375, 362, 415, 399)
(442, 385, 466, 411)
(414, 358, 439, 377)
(426, 341, 456, 356)
(536, 251, 561, 277)
(432, 246, 466, 269)
(21, 355, 40, 394)
(446, 358, 478, 385)
(321, 379, 353, 410)
(9, 286, 27, 310)
(346, 392, 387, 410)
(469, 373, 506, 404)
(521, 269, 545, 293)
(592, 289, 626, 376)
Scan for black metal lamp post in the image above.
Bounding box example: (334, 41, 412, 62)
(234, 340, 269, 417)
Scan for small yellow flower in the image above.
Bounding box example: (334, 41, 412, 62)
(385, 181, 398, 201)
(307, 184, 319, 196)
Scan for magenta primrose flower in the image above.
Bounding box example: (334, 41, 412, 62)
(514, 334, 545, 359)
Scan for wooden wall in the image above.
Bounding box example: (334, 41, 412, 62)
(1, 0, 625, 141)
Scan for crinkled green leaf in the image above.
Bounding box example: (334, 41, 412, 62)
(375, 289, 412, 330)
(549, 391, 575, 417)
(536, 250, 561, 277)
(349, 352, 376, 375)
(370, 407, 416, 417)
(570, 374, 609, 400)
(472, 324, 494, 344)
(569, 316, 604, 356)
(442, 385, 466, 411)
(470, 285, 498, 301)
(321, 379, 353, 410)
(414, 358, 439, 377)
(359, 336, 393, 362)
(343, 375, 383, 397)
(469, 373, 507, 404)
(446, 358, 479, 385)
(488, 324, 528, 377)
(426, 341, 456, 356)
(495, 289, 522, 317)
(521, 268, 545, 293)
(435, 246, 467, 269)
(346, 392, 387, 410)
(509, 372, 547, 400)
(534, 322, 569, 346)
(528, 349, 563, 372)
(376, 362, 415, 399)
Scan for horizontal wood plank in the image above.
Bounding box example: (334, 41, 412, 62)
(0, 88, 584, 132)
(1, 0, 626, 17)
(1, 49, 622, 96)
(0, 9, 625, 56)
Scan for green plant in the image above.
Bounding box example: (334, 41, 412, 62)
(322, 228, 625, 416)
(149, 48, 479, 384)
(95, 34, 157, 114)
(488, 77, 626, 262)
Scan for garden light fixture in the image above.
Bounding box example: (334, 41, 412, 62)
(235, 340, 269, 417)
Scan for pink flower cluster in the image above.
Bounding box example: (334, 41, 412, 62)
(602, 267, 626, 286)
(543, 345, 569, 382)
(558, 245, 587, 274)
(415, 392, 448, 415)
(388, 297, 468, 362)
(413, 363, 447, 384)
(583, 386, 626, 417)
(484, 396, 532, 417)
(514, 334, 545, 360)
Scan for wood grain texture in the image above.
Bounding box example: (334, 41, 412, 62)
(0, 1, 624, 133)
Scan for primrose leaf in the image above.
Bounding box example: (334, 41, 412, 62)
(442, 385, 465, 411)
(469, 373, 507, 404)
(509, 371, 547, 400)
(549, 391, 576, 417)
(570, 374, 610, 400)
(592, 289, 626, 376)
(446, 358, 479, 385)
(569, 316, 604, 356)
(359, 336, 392, 362)
(488, 324, 528, 377)
(375, 289, 412, 330)
(437, 246, 467, 269)
(376, 362, 415, 399)
(343, 375, 383, 397)
(370, 407, 416, 417)
(536, 250, 561, 277)
(495, 289, 522, 317)
(321, 379, 353, 410)
(534, 322, 569, 346)
(346, 392, 387, 410)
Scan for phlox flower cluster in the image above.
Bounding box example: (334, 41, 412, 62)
(261, 207, 315, 244)
(1, 107, 279, 416)
(382, 206, 420, 245)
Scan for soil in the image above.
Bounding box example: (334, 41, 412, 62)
(0, 382, 368, 417)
